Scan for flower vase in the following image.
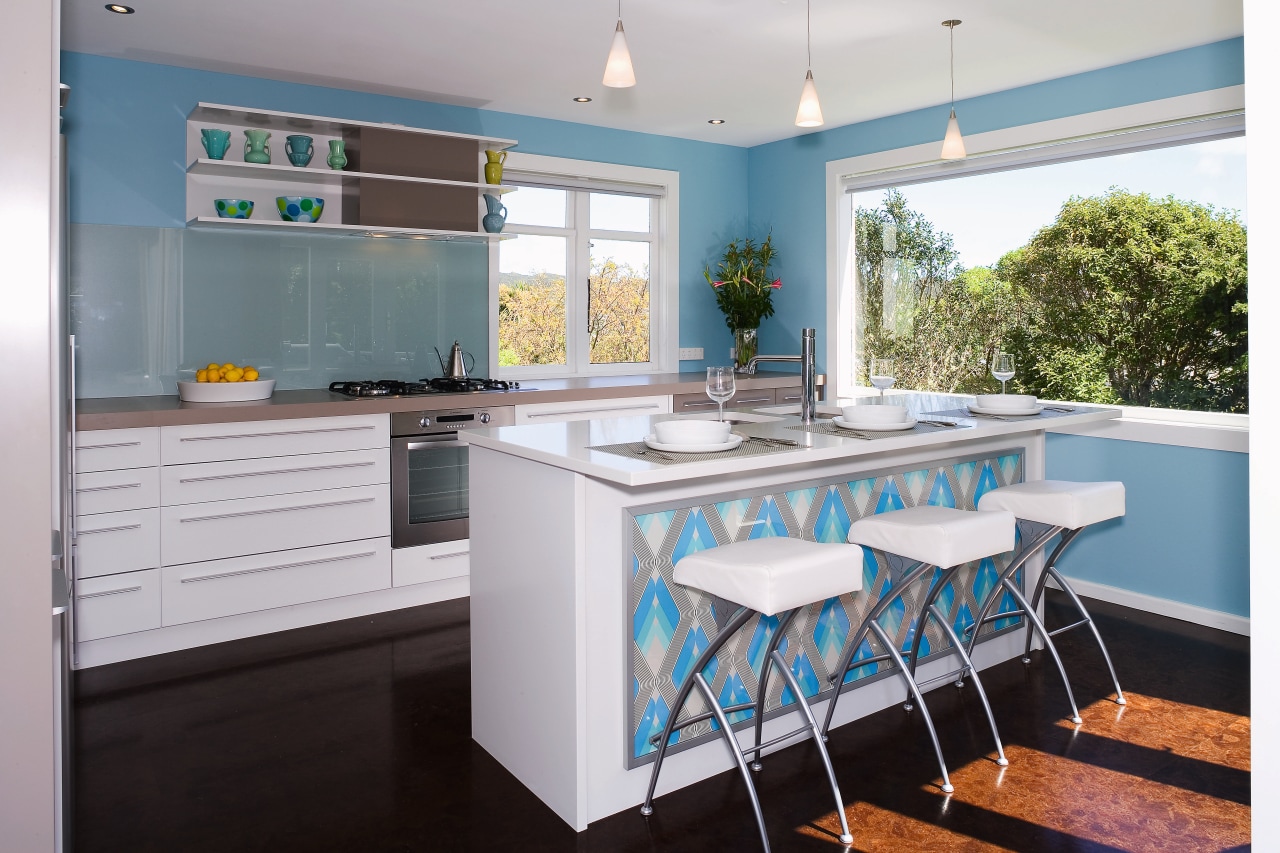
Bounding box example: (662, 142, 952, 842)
(733, 327, 758, 373)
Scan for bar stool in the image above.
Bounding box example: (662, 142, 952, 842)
(639, 536, 863, 851)
(968, 480, 1127, 723)
(820, 505, 1016, 792)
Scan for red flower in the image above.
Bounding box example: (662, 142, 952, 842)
(771, 278, 782, 289)
(712, 280, 725, 288)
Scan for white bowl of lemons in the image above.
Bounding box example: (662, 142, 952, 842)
(178, 362, 275, 402)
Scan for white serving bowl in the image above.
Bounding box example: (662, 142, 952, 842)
(975, 394, 1037, 410)
(178, 379, 275, 403)
(841, 404, 908, 423)
(654, 418, 732, 445)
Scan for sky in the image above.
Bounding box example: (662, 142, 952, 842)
(852, 135, 1248, 269)
(498, 188, 652, 277)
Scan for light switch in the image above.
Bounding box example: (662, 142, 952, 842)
(678, 347, 704, 360)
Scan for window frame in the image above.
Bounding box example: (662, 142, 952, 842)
(824, 85, 1246, 426)
(490, 153, 679, 379)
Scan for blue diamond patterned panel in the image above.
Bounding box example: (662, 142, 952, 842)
(627, 450, 1026, 766)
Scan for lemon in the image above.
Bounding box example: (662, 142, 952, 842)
(206, 362, 220, 373)
(243, 368, 259, 382)
(196, 369, 208, 383)
(222, 362, 236, 372)
(226, 368, 244, 382)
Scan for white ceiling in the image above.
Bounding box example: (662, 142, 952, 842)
(62, 0, 1244, 147)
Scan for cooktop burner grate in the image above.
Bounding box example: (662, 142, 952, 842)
(328, 378, 525, 398)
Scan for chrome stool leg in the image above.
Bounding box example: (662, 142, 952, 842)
(767, 649, 854, 845)
(820, 561, 955, 794)
(904, 565, 1008, 766)
(693, 672, 772, 853)
(750, 610, 800, 772)
(965, 527, 1085, 724)
(1030, 561, 1127, 707)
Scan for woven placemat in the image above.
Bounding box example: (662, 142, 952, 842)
(925, 406, 1079, 422)
(786, 419, 971, 440)
(587, 436, 794, 465)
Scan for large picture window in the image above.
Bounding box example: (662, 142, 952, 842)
(834, 104, 1247, 415)
(492, 156, 677, 378)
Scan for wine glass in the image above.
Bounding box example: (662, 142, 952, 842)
(706, 367, 736, 422)
(869, 358, 895, 398)
(992, 352, 1015, 394)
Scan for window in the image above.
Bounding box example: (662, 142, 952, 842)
(492, 155, 678, 378)
(827, 90, 1247, 414)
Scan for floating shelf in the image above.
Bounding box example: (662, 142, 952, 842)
(186, 159, 518, 193)
(188, 102, 517, 151)
(187, 216, 512, 241)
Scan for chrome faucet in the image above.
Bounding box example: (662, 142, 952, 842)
(745, 327, 817, 423)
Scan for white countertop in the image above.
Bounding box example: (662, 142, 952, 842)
(463, 393, 1121, 487)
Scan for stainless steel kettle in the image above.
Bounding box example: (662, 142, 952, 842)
(434, 341, 475, 379)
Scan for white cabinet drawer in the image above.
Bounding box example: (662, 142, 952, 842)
(161, 483, 390, 565)
(75, 569, 161, 641)
(75, 508, 161, 578)
(75, 467, 160, 515)
(514, 395, 671, 424)
(76, 428, 160, 473)
(392, 539, 470, 587)
(162, 448, 389, 506)
(161, 414, 389, 465)
(162, 539, 391, 626)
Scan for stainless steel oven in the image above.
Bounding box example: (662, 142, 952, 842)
(390, 406, 516, 548)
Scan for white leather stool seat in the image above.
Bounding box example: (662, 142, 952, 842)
(674, 538, 864, 616)
(847, 506, 1015, 567)
(977, 480, 1125, 529)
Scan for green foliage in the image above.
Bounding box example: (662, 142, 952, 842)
(855, 190, 1024, 393)
(497, 259, 651, 367)
(704, 235, 780, 331)
(854, 187, 1248, 413)
(998, 189, 1248, 411)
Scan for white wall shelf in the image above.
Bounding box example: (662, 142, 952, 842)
(186, 216, 512, 241)
(186, 158, 518, 193)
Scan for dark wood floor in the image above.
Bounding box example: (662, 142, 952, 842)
(74, 591, 1250, 852)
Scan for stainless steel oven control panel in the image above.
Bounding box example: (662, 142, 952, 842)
(391, 406, 516, 437)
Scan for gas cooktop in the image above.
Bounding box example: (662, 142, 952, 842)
(329, 378, 531, 398)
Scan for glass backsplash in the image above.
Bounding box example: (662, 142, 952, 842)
(70, 224, 491, 398)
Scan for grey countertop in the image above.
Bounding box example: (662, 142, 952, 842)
(75, 371, 812, 430)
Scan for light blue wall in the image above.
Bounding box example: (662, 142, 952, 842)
(59, 51, 748, 366)
(746, 37, 1246, 364)
(1045, 434, 1249, 617)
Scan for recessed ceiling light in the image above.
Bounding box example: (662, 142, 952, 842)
(573, 97, 593, 103)
(105, 4, 135, 13)
(708, 119, 726, 125)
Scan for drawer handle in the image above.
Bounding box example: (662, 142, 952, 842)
(429, 550, 469, 560)
(79, 440, 143, 450)
(77, 585, 142, 600)
(78, 523, 143, 535)
(780, 394, 801, 402)
(735, 397, 772, 404)
(527, 403, 660, 418)
(679, 400, 718, 408)
(178, 461, 376, 484)
(77, 482, 142, 494)
(180, 550, 377, 584)
(179, 425, 376, 442)
(179, 496, 376, 524)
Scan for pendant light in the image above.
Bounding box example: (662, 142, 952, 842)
(603, 0, 636, 88)
(940, 19, 966, 159)
(794, 0, 823, 127)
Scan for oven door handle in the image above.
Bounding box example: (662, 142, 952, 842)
(404, 435, 462, 450)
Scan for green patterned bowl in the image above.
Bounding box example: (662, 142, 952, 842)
(214, 199, 254, 219)
(276, 196, 325, 223)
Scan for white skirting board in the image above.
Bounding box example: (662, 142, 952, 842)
(1052, 574, 1249, 636)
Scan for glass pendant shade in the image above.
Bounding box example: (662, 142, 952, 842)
(603, 21, 636, 88)
(941, 108, 966, 159)
(795, 70, 824, 127)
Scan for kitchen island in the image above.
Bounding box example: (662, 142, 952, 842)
(463, 395, 1120, 831)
